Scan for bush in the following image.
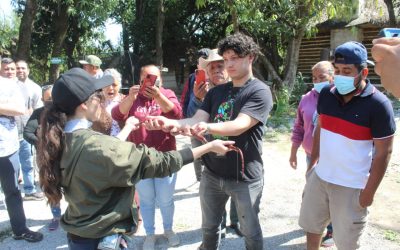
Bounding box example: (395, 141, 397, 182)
(289, 72, 308, 105)
(266, 73, 307, 130)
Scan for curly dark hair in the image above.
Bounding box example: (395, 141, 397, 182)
(217, 32, 260, 60)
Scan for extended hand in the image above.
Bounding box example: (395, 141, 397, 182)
(143, 116, 181, 134)
(208, 139, 235, 155)
(125, 116, 140, 131)
(191, 122, 208, 136)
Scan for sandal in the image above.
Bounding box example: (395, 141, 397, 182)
(48, 218, 60, 231)
(13, 230, 43, 242)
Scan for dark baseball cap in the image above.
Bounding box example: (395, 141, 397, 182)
(334, 41, 374, 65)
(197, 48, 210, 59)
(52, 68, 113, 114)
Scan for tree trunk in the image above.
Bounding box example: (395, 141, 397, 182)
(384, 0, 397, 26)
(227, 0, 239, 32)
(134, 0, 145, 55)
(122, 21, 134, 84)
(258, 53, 282, 84)
(49, 3, 70, 83)
(282, 28, 305, 94)
(155, 0, 165, 66)
(16, 0, 38, 61)
(64, 15, 81, 69)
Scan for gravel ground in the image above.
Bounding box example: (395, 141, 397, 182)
(0, 134, 399, 250)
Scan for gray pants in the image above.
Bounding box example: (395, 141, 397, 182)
(191, 137, 203, 181)
(198, 169, 264, 250)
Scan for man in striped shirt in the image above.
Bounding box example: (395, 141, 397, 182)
(299, 41, 396, 249)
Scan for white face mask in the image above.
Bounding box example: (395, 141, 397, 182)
(313, 81, 330, 93)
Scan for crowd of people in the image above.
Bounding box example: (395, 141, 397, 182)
(0, 31, 400, 250)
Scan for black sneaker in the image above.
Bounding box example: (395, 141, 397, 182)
(321, 232, 334, 247)
(23, 192, 44, 201)
(13, 230, 43, 242)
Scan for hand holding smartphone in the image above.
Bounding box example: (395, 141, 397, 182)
(195, 69, 206, 85)
(378, 28, 400, 38)
(372, 28, 400, 98)
(140, 74, 158, 94)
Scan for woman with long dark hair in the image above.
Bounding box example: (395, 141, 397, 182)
(36, 68, 233, 249)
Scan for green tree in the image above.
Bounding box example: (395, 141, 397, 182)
(13, 0, 118, 83)
(15, 0, 37, 60)
(196, 0, 356, 95)
(0, 12, 20, 56)
(384, 0, 399, 26)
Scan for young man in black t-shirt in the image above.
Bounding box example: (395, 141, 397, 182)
(144, 33, 273, 250)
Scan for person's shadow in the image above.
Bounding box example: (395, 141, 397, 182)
(215, 229, 305, 249)
(133, 228, 202, 249)
(264, 229, 306, 249)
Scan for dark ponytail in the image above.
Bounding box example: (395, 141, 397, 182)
(37, 103, 67, 206)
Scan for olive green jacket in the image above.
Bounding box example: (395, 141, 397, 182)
(60, 129, 192, 238)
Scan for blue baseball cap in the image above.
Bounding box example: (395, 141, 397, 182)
(334, 41, 374, 65)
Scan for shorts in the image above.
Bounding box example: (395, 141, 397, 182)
(299, 169, 368, 249)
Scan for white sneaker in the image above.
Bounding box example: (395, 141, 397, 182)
(164, 230, 180, 247)
(142, 235, 156, 250)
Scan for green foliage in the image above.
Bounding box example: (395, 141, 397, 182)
(267, 73, 308, 130)
(289, 72, 308, 105)
(384, 230, 398, 242)
(267, 87, 296, 130)
(10, 0, 119, 83)
(0, 12, 20, 56)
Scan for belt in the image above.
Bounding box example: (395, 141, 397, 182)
(67, 232, 97, 241)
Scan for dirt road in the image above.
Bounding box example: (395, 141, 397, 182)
(0, 131, 399, 249)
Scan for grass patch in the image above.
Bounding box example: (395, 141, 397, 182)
(384, 230, 399, 242)
(0, 228, 12, 242)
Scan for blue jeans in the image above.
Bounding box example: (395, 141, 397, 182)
(136, 174, 177, 235)
(191, 137, 203, 181)
(19, 139, 36, 194)
(199, 169, 263, 250)
(0, 151, 28, 235)
(67, 234, 100, 250)
(221, 199, 238, 228)
(51, 204, 61, 218)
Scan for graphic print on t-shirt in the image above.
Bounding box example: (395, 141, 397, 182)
(212, 88, 238, 140)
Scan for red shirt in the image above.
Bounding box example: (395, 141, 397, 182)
(112, 88, 182, 151)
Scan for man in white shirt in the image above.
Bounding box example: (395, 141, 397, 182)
(1, 58, 44, 200)
(0, 60, 43, 242)
(16, 60, 43, 109)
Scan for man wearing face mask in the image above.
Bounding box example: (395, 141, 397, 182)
(290, 61, 335, 247)
(290, 61, 334, 169)
(299, 41, 396, 250)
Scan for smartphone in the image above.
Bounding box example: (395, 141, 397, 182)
(195, 69, 206, 85)
(120, 87, 130, 95)
(378, 28, 400, 38)
(139, 74, 158, 93)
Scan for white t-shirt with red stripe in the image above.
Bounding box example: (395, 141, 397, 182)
(315, 83, 396, 189)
